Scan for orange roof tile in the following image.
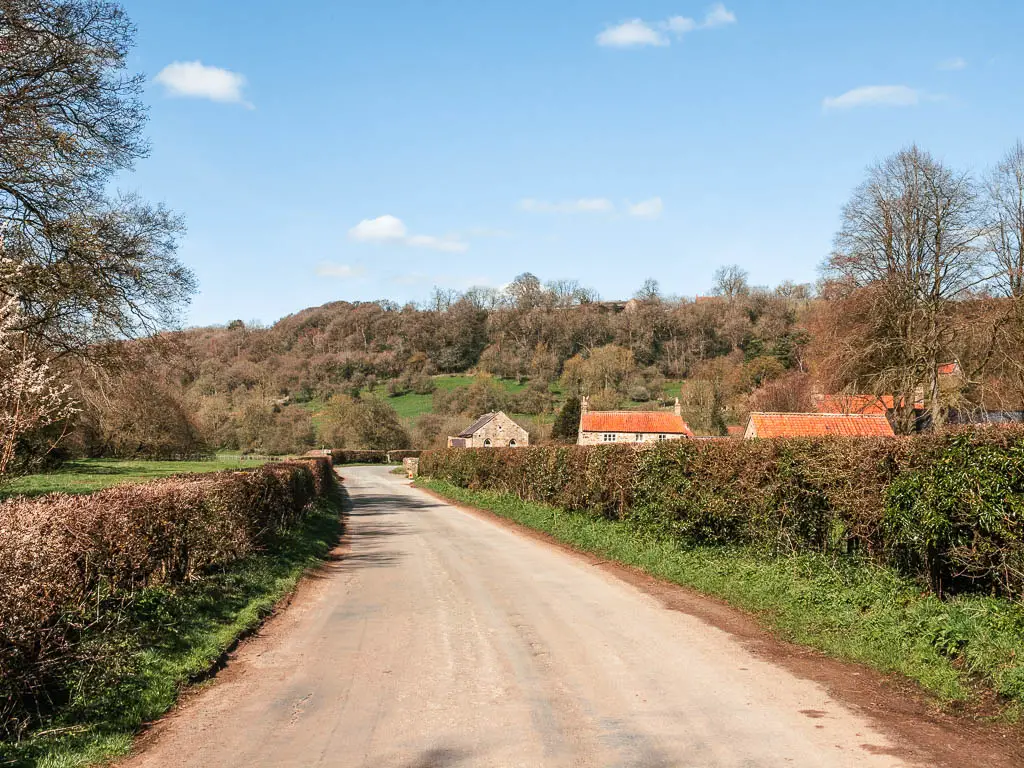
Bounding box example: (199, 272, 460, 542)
(938, 361, 961, 377)
(581, 411, 693, 436)
(747, 412, 895, 438)
(816, 394, 924, 414)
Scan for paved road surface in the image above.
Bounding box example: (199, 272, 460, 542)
(126, 465, 913, 768)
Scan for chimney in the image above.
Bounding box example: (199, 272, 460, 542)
(581, 395, 590, 414)
(674, 397, 682, 417)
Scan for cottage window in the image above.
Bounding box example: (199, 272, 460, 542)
(602, 433, 616, 443)
(484, 438, 492, 447)
(658, 434, 667, 441)
(635, 433, 643, 442)
(509, 440, 517, 448)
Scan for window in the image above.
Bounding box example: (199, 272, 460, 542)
(602, 433, 616, 443)
(658, 434, 667, 441)
(483, 438, 492, 447)
(509, 439, 517, 448)
(635, 434, 643, 442)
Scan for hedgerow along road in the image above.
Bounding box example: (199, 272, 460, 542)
(123, 465, 932, 768)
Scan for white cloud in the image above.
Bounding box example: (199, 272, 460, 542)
(155, 61, 251, 106)
(315, 263, 367, 279)
(349, 214, 407, 243)
(665, 16, 697, 34)
(597, 5, 736, 47)
(823, 85, 922, 110)
(628, 197, 664, 219)
(347, 215, 468, 253)
(702, 2, 737, 28)
(519, 198, 615, 214)
(938, 56, 967, 71)
(406, 234, 470, 254)
(596, 19, 668, 48)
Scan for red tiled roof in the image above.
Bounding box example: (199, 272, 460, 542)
(938, 361, 961, 377)
(581, 411, 693, 436)
(816, 394, 924, 414)
(747, 412, 895, 438)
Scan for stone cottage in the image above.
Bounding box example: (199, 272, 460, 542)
(447, 411, 529, 448)
(577, 397, 693, 445)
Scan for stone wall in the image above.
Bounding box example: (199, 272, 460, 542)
(577, 431, 685, 446)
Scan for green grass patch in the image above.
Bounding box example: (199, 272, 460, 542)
(369, 374, 528, 423)
(0, 458, 270, 499)
(418, 478, 1024, 716)
(0, 491, 343, 768)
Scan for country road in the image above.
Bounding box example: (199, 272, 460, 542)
(124, 465, 927, 768)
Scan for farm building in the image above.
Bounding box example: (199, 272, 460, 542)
(744, 412, 895, 439)
(577, 396, 693, 445)
(447, 411, 529, 448)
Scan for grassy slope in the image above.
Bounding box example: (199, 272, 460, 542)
(0, 491, 343, 768)
(0, 457, 268, 499)
(418, 478, 1024, 717)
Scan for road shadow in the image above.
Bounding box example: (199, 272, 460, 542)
(402, 746, 473, 768)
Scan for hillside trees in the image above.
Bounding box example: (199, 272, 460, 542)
(320, 396, 410, 451)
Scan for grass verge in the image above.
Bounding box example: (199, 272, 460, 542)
(0, 457, 270, 499)
(0, 489, 344, 768)
(418, 478, 1024, 718)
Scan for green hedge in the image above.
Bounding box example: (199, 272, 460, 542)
(329, 449, 388, 465)
(0, 457, 334, 740)
(421, 431, 1024, 600)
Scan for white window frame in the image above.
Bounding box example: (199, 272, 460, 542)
(602, 433, 617, 443)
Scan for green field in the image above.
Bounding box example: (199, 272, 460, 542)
(0, 457, 267, 498)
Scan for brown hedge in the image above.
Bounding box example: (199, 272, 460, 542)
(0, 457, 334, 738)
(420, 431, 1024, 601)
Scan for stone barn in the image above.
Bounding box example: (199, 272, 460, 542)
(447, 411, 529, 448)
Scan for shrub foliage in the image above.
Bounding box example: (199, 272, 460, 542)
(329, 449, 388, 464)
(0, 457, 334, 739)
(421, 431, 1024, 600)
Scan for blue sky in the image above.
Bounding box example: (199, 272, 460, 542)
(119, 1, 1024, 327)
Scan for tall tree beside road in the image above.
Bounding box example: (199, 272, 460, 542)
(823, 145, 988, 430)
(0, 0, 194, 360)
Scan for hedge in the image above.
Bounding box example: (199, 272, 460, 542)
(0, 457, 334, 739)
(329, 449, 388, 465)
(420, 431, 1024, 601)
(386, 449, 423, 463)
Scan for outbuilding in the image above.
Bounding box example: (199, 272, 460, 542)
(447, 411, 529, 448)
(744, 412, 895, 438)
(577, 397, 693, 445)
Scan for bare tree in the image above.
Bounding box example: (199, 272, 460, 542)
(825, 145, 989, 428)
(986, 140, 1024, 298)
(634, 278, 661, 302)
(0, 0, 195, 359)
(712, 265, 750, 301)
